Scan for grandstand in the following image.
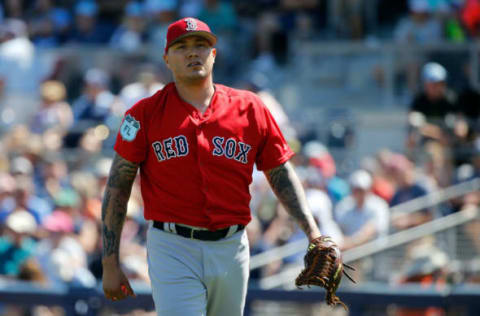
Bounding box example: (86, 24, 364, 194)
(0, 1, 480, 315)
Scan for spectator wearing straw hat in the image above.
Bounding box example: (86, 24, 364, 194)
(29, 80, 73, 135)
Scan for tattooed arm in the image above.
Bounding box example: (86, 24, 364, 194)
(101, 153, 138, 300)
(264, 161, 321, 241)
(102, 153, 139, 261)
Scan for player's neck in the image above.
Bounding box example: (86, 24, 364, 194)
(175, 78, 215, 114)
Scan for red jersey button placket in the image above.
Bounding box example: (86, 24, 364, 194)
(195, 123, 210, 214)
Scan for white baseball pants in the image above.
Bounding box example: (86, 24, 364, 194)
(146, 224, 250, 316)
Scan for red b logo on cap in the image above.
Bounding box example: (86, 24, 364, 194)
(185, 18, 198, 31)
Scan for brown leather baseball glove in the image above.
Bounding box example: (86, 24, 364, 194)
(295, 236, 355, 310)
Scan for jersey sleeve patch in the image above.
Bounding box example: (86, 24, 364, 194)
(120, 114, 141, 142)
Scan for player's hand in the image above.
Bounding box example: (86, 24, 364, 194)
(102, 261, 136, 301)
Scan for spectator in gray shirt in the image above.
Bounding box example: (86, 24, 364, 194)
(335, 169, 389, 251)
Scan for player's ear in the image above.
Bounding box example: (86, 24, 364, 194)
(163, 54, 171, 70)
(211, 48, 216, 62)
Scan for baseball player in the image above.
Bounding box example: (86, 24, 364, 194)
(101, 17, 329, 316)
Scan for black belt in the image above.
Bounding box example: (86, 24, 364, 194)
(153, 221, 245, 241)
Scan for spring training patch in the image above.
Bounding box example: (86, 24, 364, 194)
(120, 114, 140, 142)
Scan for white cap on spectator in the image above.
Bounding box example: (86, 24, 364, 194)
(6, 210, 37, 234)
(422, 62, 447, 83)
(10, 156, 33, 175)
(349, 169, 372, 190)
(303, 141, 328, 158)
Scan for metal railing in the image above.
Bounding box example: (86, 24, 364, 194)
(259, 207, 479, 289)
(250, 178, 480, 289)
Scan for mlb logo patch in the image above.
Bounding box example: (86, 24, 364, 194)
(120, 114, 140, 142)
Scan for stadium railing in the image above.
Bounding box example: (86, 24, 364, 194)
(250, 178, 480, 289)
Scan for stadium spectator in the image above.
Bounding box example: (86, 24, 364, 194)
(394, 241, 449, 316)
(361, 155, 395, 203)
(0, 174, 53, 225)
(302, 166, 343, 245)
(329, 0, 366, 38)
(67, 1, 112, 44)
(407, 62, 456, 161)
(388, 154, 433, 230)
(410, 63, 455, 121)
(3, 0, 24, 19)
(29, 80, 73, 135)
(0, 19, 50, 127)
(35, 154, 71, 203)
(418, 141, 452, 190)
(243, 72, 295, 140)
(26, 0, 71, 47)
(461, 0, 480, 38)
(0, 210, 38, 277)
(18, 258, 47, 285)
(456, 85, 480, 122)
(71, 68, 113, 122)
(393, 0, 443, 95)
(110, 1, 148, 53)
(444, 2, 467, 43)
(66, 68, 115, 148)
(302, 141, 350, 204)
(334, 169, 389, 251)
(251, 10, 286, 72)
(394, 0, 443, 45)
(198, 0, 238, 34)
(0, 172, 15, 206)
(119, 65, 164, 110)
(146, 0, 178, 50)
(0, 2, 478, 312)
(35, 209, 96, 287)
(451, 83, 480, 166)
(198, 0, 239, 79)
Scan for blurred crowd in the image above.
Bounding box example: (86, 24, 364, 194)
(0, 0, 480, 71)
(0, 60, 479, 288)
(0, 0, 480, 315)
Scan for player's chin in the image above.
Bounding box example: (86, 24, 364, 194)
(186, 71, 208, 81)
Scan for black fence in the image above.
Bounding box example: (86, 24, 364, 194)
(0, 281, 479, 316)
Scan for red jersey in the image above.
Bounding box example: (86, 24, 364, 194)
(114, 83, 294, 230)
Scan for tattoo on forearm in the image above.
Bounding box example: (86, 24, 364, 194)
(265, 162, 314, 236)
(102, 154, 139, 258)
(101, 189, 111, 221)
(107, 156, 138, 189)
(102, 224, 116, 256)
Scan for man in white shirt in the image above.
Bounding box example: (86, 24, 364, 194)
(335, 169, 389, 250)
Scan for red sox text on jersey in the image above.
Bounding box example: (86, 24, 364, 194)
(114, 83, 293, 230)
(151, 135, 251, 164)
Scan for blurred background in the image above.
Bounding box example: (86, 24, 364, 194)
(0, 0, 480, 315)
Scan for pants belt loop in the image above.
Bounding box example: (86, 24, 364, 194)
(169, 222, 177, 234)
(225, 225, 238, 238)
(163, 222, 170, 232)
